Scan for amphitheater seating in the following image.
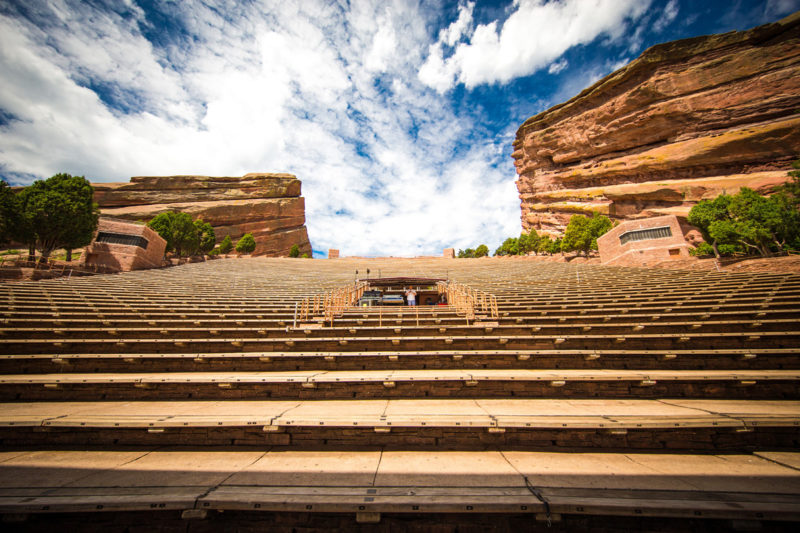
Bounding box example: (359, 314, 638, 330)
(0, 257, 798, 528)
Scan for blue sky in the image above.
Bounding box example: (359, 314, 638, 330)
(1, 0, 798, 257)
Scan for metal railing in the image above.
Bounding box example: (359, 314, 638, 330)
(296, 279, 497, 326)
(437, 280, 498, 321)
(297, 281, 369, 324)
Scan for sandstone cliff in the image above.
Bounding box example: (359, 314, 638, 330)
(93, 173, 312, 257)
(512, 11, 800, 236)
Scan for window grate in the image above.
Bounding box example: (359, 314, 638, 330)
(95, 231, 149, 249)
(619, 226, 672, 245)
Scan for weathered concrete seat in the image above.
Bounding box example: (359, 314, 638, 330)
(0, 348, 798, 375)
(0, 398, 797, 450)
(1, 257, 799, 527)
(0, 448, 797, 524)
(0, 369, 797, 401)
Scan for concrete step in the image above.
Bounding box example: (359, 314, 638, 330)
(1, 348, 797, 374)
(0, 369, 797, 401)
(1, 330, 798, 354)
(0, 399, 797, 450)
(0, 448, 797, 521)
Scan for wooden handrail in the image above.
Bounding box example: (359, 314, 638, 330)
(298, 281, 369, 324)
(437, 280, 498, 321)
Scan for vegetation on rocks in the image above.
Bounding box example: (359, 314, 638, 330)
(289, 244, 300, 257)
(494, 214, 611, 257)
(195, 220, 216, 254)
(561, 214, 614, 257)
(218, 235, 233, 254)
(235, 233, 256, 254)
(688, 162, 800, 258)
(457, 244, 489, 258)
(147, 212, 216, 257)
(148, 212, 197, 257)
(495, 231, 540, 256)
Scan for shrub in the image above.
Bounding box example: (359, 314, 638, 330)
(494, 237, 518, 256)
(301, 253, 309, 258)
(235, 233, 256, 254)
(689, 242, 715, 257)
(289, 244, 300, 257)
(474, 244, 489, 257)
(218, 235, 233, 254)
(195, 220, 216, 254)
(561, 213, 613, 256)
(208, 247, 220, 256)
(147, 211, 199, 257)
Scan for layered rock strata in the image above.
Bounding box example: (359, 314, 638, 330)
(93, 174, 312, 257)
(512, 11, 800, 235)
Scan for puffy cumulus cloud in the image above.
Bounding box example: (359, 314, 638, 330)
(0, 0, 519, 257)
(441, 1, 475, 46)
(419, 0, 651, 91)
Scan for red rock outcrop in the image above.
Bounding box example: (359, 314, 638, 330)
(512, 11, 800, 235)
(93, 174, 312, 257)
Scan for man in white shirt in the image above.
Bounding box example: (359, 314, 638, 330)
(405, 288, 417, 306)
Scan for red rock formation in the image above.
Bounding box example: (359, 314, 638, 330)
(93, 173, 312, 257)
(512, 11, 800, 235)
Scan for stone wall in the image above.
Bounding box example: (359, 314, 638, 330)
(92, 173, 312, 257)
(596, 215, 691, 267)
(512, 11, 800, 236)
(82, 218, 166, 271)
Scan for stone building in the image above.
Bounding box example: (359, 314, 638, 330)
(82, 218, 166, 272)
(596, 215, 692, 266)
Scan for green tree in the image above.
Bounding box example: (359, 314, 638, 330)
(772, 159, 800, 250)
(687, 195, 732, 259)
(474, 244, 489, 257)
(518, 231, 539, 255)
(0, 181, 16, 246)
(537, 236, 553, 255)
(289, 244, 300, 257)
(16, 173, 99, 262)
(218, 235, 233, 254)
(235, 233, 256, 254)
(147, 211, 199, 257)
(561, 214, 612, 256)
(9, 185, 36, 261)
(714, 187, 783, 257)
(194, 219, 216, 254)
(548, 237, 562, 255)
(457, 248, 476, 258)
(494, 237, 519, 256)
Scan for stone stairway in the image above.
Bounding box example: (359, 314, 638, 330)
(0, 257, 798, 530)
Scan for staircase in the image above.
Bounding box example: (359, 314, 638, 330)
(0, 257, 798, 530)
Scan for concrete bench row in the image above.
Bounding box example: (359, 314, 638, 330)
(0, 369, 796, 401)
(1, 331, 797, 355)
(0, 398, 797, 450)
(2, 348, 796, 374)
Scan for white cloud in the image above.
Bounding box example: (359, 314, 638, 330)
(0, 0, 520, 257)
(653, 0, 679, 32)
(764, 0, 800, 20)
(441, 1, 475, 46)
(547, 58, 568, 74)
(419, 0, 651, 91)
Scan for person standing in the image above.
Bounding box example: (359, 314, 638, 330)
(405, 287, 417, 306)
